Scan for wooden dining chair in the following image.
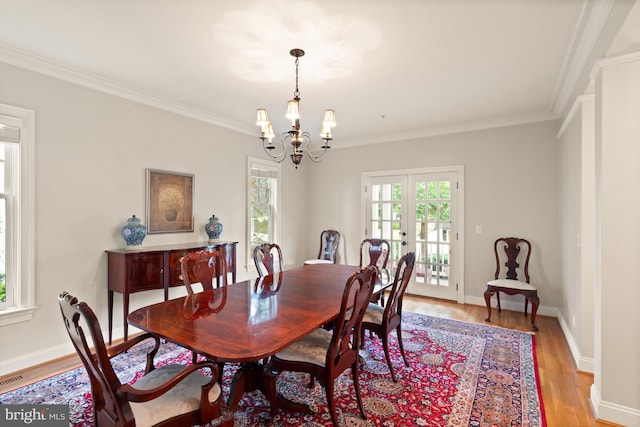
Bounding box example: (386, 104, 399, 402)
(359, 238, 391, 305)
(253, 242, 284, 277)
(361, 252, 415, 382)
(180, 248, 228, 365)
(264, 265, 377, 426)
(484, 237, 540, 331)
(58, 291, 233, 427)
(180, 247, 228, 295)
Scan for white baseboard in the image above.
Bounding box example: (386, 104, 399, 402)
(591, 383, 640, 426)
(557, 313, 594, 373)
(0, 342, 74, 376)
(464, 295, 558, 318)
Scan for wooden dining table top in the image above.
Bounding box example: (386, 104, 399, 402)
(127, 263, 394, 363)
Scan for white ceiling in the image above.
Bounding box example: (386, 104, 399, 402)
(0, 0, 638, 148)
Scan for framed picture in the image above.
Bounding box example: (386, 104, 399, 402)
(146, 169, 194, 234)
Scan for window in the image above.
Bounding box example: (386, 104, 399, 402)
(0, 104, 35, 326)
(247, 157, 280, 271)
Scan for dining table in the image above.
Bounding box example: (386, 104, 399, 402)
(127, 263, 394, 413)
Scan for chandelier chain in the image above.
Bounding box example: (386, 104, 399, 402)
(294, 56, 300, 98)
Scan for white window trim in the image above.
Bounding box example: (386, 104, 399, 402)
(246, 156, 281, 273)
(0, 104, 36, 326)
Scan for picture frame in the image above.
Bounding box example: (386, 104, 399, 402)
(146, 169, 194, 234)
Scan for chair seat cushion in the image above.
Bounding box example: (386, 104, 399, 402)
(274, 328, 332, 367)
(303, 259, 333, 265)
(129, 364, 221, 426)
(362, 302, 384, 325)
(488, 279, 536, 291)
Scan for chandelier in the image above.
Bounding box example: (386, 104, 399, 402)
(256, 49, 336, 169)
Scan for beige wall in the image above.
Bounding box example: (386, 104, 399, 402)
(557, 95, 597, 372)
(306, 121, 562, 310)
(593, 53, 640, 423)
(0, 61, 310, 372)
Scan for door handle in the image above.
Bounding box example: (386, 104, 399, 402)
(402, 241, 407, 246)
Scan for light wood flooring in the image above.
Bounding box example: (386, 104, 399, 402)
(0, 295, 615, 427)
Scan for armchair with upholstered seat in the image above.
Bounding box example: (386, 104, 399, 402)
(361, 251, 415, 382)
(484, 237, 540, 331)
(58, 291, 232, 427)
(264, 265, 377, 426)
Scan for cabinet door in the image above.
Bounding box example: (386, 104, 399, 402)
(126, 252, 164, 292)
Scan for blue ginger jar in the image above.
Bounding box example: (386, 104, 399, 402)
(205, 214, 223, 243)
(121, 214, 147, 250)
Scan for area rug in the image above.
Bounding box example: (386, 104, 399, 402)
(0, 312, 546, 426)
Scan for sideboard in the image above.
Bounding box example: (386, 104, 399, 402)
(106, 240, 237, 343)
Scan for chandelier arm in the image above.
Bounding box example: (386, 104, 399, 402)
(262, 138, 287, 163)
(305, 133, 329, 163)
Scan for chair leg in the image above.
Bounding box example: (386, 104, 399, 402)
(496, 290, 502, 312)
(396, 325, 409, 367)
(352, 362, 367, 420)
(524, 297, 529, 316)
(326, 380, 339, 427)
(382, 333, 397, 382)
(264, 366, 279, 417)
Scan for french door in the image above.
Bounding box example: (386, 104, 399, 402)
(363, 167, 464, 302)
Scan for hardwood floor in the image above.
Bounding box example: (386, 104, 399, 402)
(0, 295, 614, 427)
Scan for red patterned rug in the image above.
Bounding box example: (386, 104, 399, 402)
(0, 312, 546, 426)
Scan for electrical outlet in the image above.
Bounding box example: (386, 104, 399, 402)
(475, 225, 482, 234)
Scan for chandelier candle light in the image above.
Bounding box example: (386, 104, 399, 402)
(256, 48, 336, 169)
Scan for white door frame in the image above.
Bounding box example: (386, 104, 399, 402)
(361, 165, 465, 303)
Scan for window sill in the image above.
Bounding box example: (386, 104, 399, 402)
(0, 306, 37, 327)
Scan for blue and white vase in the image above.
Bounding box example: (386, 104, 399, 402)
(205, 214, 223, 243)
(121, 214, 147, 250)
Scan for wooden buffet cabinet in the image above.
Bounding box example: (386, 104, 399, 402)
(106, 241, 237, 343)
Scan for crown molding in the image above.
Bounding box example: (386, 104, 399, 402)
(589, 50, 640, 79)
(0, 44, 255, 136)
(344, 110, 558, 148)
(551, 0, 616, 118)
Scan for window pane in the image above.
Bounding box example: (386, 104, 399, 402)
(439, 181, 450, 200)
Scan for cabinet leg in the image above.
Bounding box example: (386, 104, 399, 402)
(108, 291, 114, 345)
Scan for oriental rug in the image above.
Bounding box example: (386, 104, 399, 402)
(0, 312, 546, 426)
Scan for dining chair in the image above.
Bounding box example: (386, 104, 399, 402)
(264, 265, 377, 426)
(484, 237, 540, 331)
(304, 229, 340, 265)
(58, 291, 233, 427)
(180, 247, 229, 366)
(180, 247, 228, 295)
(359, 238, 391, 306)
(253, 242, 284, 277)
(361, 251, 415, 382)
